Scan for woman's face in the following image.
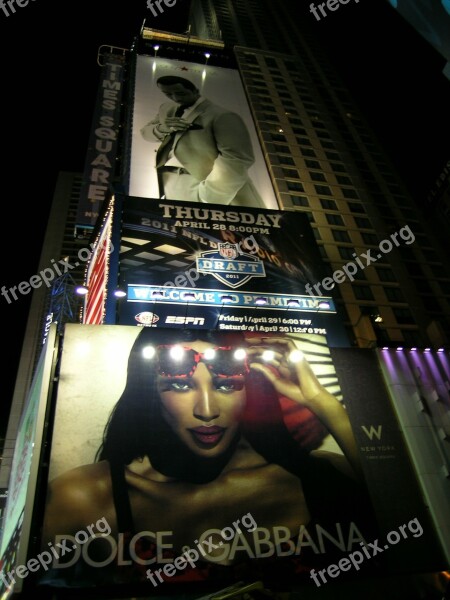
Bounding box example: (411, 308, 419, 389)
(156, 341, 247, 457)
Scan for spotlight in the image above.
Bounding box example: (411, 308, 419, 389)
(287, 299, 300, 307)
(114, 288, 126, 298)
(221, 295, 233, 303)
(396, 347, 403, 351)
(142, 346, 156, 359)
(410, 347, 417, 352)
(424, 348, 431, 352)
(289, 349, 303, 363)
(183, 292, 196, 301)
(382, 347, 389, 350)
(169, 346, 185, 360)
(233, 348, 247, 360)
(255, 297, 267, 305)
(75, 285, 89, 296)
(152, 291, 165, 299)
(318, 301, 330, 310)
(203, 348, 216, 360)
(437, 348, 445, 353)
(262, 350, 275, 361)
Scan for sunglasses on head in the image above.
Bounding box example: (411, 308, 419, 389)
(149, 345, 249, 378)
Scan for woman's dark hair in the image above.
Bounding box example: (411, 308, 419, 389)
(96, 328, 309, 477)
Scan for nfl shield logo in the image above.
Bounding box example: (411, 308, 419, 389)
(218, 242, 239, 259)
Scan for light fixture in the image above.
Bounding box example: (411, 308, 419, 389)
(204, 52, 211, 64)
(142, 346, 156, 359)
(75, 285, 89, 296)
(287, 299, 300, 307)
(289, 349, 304, 363)
(203, 348, 216, 360)
(255, 297, 267, 305)
(396, 347, 403, 351)
(373, 314, 383, 323)
(410, 347, 417, 352)
(382, 347, 389, 350)
(220, 295, 233, 303)
(437, 348, 445, 353)
(169, 346, 185, 360)
(233, 348, 247, 360)
(153, 45, 160, 56)
(152, 291, 165, 299)
(183, 292, 196, 301)
(318, 301, 330, 310)
(114, 288, 126, 298)
(262, 350, 275, 362)
(424, 348, 431, 352)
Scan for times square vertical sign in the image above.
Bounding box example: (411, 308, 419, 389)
(76, 53, 125, 227)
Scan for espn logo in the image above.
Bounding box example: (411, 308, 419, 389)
(165, 316, 205, 325)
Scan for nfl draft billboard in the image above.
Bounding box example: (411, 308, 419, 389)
(116, 195, 348, 346)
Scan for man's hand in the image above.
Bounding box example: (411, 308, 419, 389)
(157, 117, 191, 134)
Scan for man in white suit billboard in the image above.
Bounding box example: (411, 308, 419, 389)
(141, 76, 265, 207)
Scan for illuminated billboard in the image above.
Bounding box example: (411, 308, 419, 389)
(129, 55, 278, 209)
(0, 325, 57, 598)
(37, 325, 444, 596)
(116, 196, 347, 345)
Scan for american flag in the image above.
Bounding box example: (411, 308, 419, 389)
(83, 212, 112, 324)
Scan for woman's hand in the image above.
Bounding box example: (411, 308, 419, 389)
(245, 336, 363, 480)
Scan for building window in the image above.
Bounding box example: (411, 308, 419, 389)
(354, 217, 371, 229)
(376, 267, 396, 282)
(279, 156, 295, 166)
(320, 198, 337, 210)
(325, 162, 351, 171)
(332, 229, 351, 242)
(352, 285, 375, 301)
(291, 195, 309, 207)
(315, 184, 332, 196)
(283, 168, 299, 179)
(326, 214, 344, 226)
(361, 232, 379, 245)
(287, 181, 305, 192)
(274, 144, 290, 154)
(325, 151, 341, 161)
(339, 246, 356, 260)
(393, 308, 415, 325)
(342, 188, 360, 199)
(310, 171, 327, 182)
(348, 202, 365, 214)
(384, 287, 405, 302)
(265, 56, 278, 68)
(336, 175, 352, 185)
(300, 147, 316, 157)
(305, 159, 320, 169)
(292, 126, 308, 135)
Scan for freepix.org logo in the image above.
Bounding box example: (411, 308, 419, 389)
(196, 241, 265, 289)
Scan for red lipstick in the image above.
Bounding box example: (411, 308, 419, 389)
(189, 426, 225, 446)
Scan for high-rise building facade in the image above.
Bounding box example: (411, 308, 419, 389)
(187, 0, 450, 351)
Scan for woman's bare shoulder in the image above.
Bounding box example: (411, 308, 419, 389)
(44, 461, 115, 535)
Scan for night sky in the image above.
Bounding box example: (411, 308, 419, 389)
(1, 0, 449, 436)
